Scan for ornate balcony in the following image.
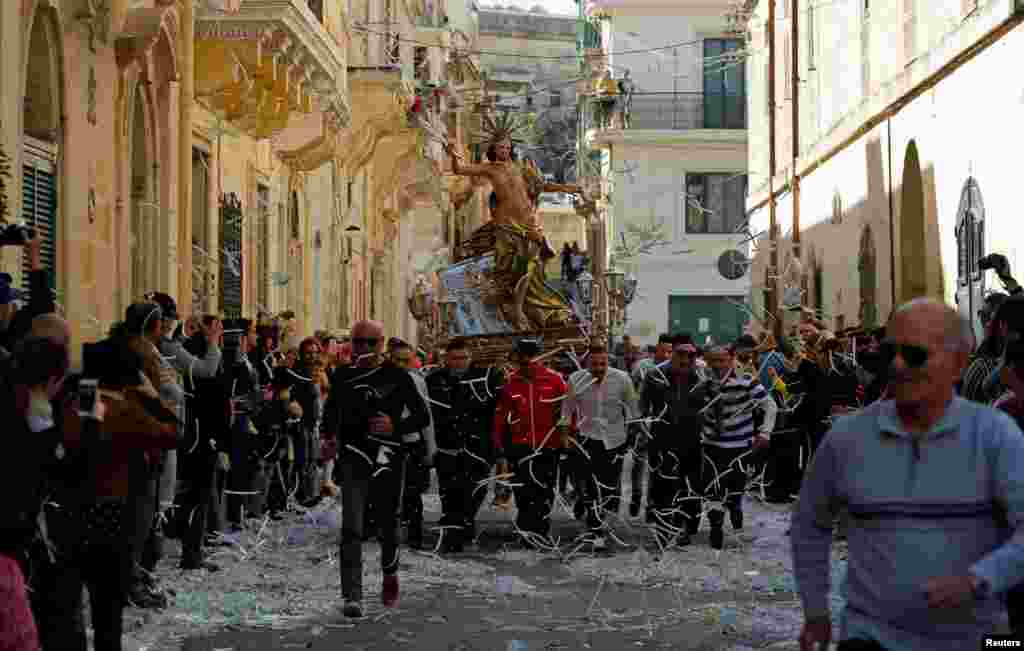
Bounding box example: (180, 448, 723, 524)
(194, 0, 349, 141)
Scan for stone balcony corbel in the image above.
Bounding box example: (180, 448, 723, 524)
(194, 0, 349, 141)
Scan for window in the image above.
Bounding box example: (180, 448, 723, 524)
(807, 0, 816, 70)
(685, 173, 748, 234)
(290, 191, 300, 240)
(703, 39, 746, 128)
(549, 90, 561, 108)
(21, 138, 57, 298)
(782, 34, 792, 101)
(859, 226, 878, 326)
(219, 192, 243, 318)
(256, 183, 270, 311)
(814, 262, 824, 312)
(414, 46, 428, 82)
(903, 0, 917, 63)
(862, 1, 871, 93)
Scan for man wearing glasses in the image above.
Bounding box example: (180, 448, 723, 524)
(322, 321, 431, 618)
(793, 298, 1024, 651)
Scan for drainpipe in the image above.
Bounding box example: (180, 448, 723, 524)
(790, 0, 801, 263)
(887, 119, 896, 314)
(178, 0, 194, 316)
(767, 0, 779, 339)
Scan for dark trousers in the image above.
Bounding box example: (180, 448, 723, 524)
(568, 438, 625, 533)
(226, 418, 255, 525)
(176, 452, 217, 565)
(435, 448, 491, 545)
(31, 502, 130, 651)
(508, 445, 559, 537)
(402, 449, 428, 542)
(629, 438, 648, 509)
(766, 427, 803, 500)
(339, 449, 407, 603)
(647, 443, 701, 532)
(1008, 584, 1024, 636)
(292, 425, 319, 502)
(700, 444, 748, 529)
(126, 456, 161, 581)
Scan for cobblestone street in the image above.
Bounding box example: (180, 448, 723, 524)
(124, 469, 846, 651)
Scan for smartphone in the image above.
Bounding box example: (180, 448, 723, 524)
(78, 378, 100, 419)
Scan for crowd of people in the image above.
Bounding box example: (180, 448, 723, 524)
(1, 234, 1023, 650)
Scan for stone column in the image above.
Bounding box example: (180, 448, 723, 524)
(177, 0, 194, 316)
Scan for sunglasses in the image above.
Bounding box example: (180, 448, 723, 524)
(879, 341, 930, 369)
(352, 337, 379, 347)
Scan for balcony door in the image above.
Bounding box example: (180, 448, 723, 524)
(702, 39, 746, 129)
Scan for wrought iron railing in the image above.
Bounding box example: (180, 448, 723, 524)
(604, 92, 746, 130)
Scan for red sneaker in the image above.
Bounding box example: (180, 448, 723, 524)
(382, 574, 399, 607)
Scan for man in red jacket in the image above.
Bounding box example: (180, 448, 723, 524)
(493, 339, 568, 547)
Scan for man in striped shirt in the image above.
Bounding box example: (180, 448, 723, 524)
(699, 342, 777, 550)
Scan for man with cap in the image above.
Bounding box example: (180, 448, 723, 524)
(492, 339, 568, 547)
(143, 292, 224, 574)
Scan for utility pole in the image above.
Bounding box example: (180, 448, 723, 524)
(767, 0, 779, 339)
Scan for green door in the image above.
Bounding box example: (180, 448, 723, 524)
(668, 295, 746, 346)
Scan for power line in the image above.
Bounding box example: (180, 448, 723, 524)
(352, 22, 710, 60)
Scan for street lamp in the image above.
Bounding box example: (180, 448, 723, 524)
(408, 276, 436, 352)
(575, 269, 595, 324)
(605, 268, 626, 346)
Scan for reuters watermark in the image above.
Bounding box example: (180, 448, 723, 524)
(985, 636, 1024, 648)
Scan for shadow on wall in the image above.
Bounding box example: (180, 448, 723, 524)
(922, 164, 945, 301)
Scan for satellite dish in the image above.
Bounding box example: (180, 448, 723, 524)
(718, 250, 749, 280)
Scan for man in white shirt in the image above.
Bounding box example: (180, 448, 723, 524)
(563, 344, 639, 550)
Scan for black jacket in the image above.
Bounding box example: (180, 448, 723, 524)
(782, 359, 830, 433)
(426, 366, 503, 456)
(278, 362, 320, 431)
(182, 334, 229, 457)
(0, 381, 63, 559)
(640, 367, 710, 454)
(323, 362, 430, 457)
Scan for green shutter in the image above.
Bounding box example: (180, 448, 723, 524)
(21, 143, 57, 299)
(219, 193, 243, 319)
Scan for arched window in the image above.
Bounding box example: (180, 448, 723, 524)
(859, 225, 878, 327)
(289, 191, 300, 240)
(813, 259, 824, 313)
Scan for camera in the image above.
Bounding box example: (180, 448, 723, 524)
(0, 223, 36, 247)
(77, 378, 101, 420)
(978, 253, 1009, 273)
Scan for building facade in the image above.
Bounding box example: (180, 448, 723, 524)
(588, 0, 750, 347)
(477, 7, 580, 183)
(1, 0, 479, 361)
(745, 0, 1024, 340)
